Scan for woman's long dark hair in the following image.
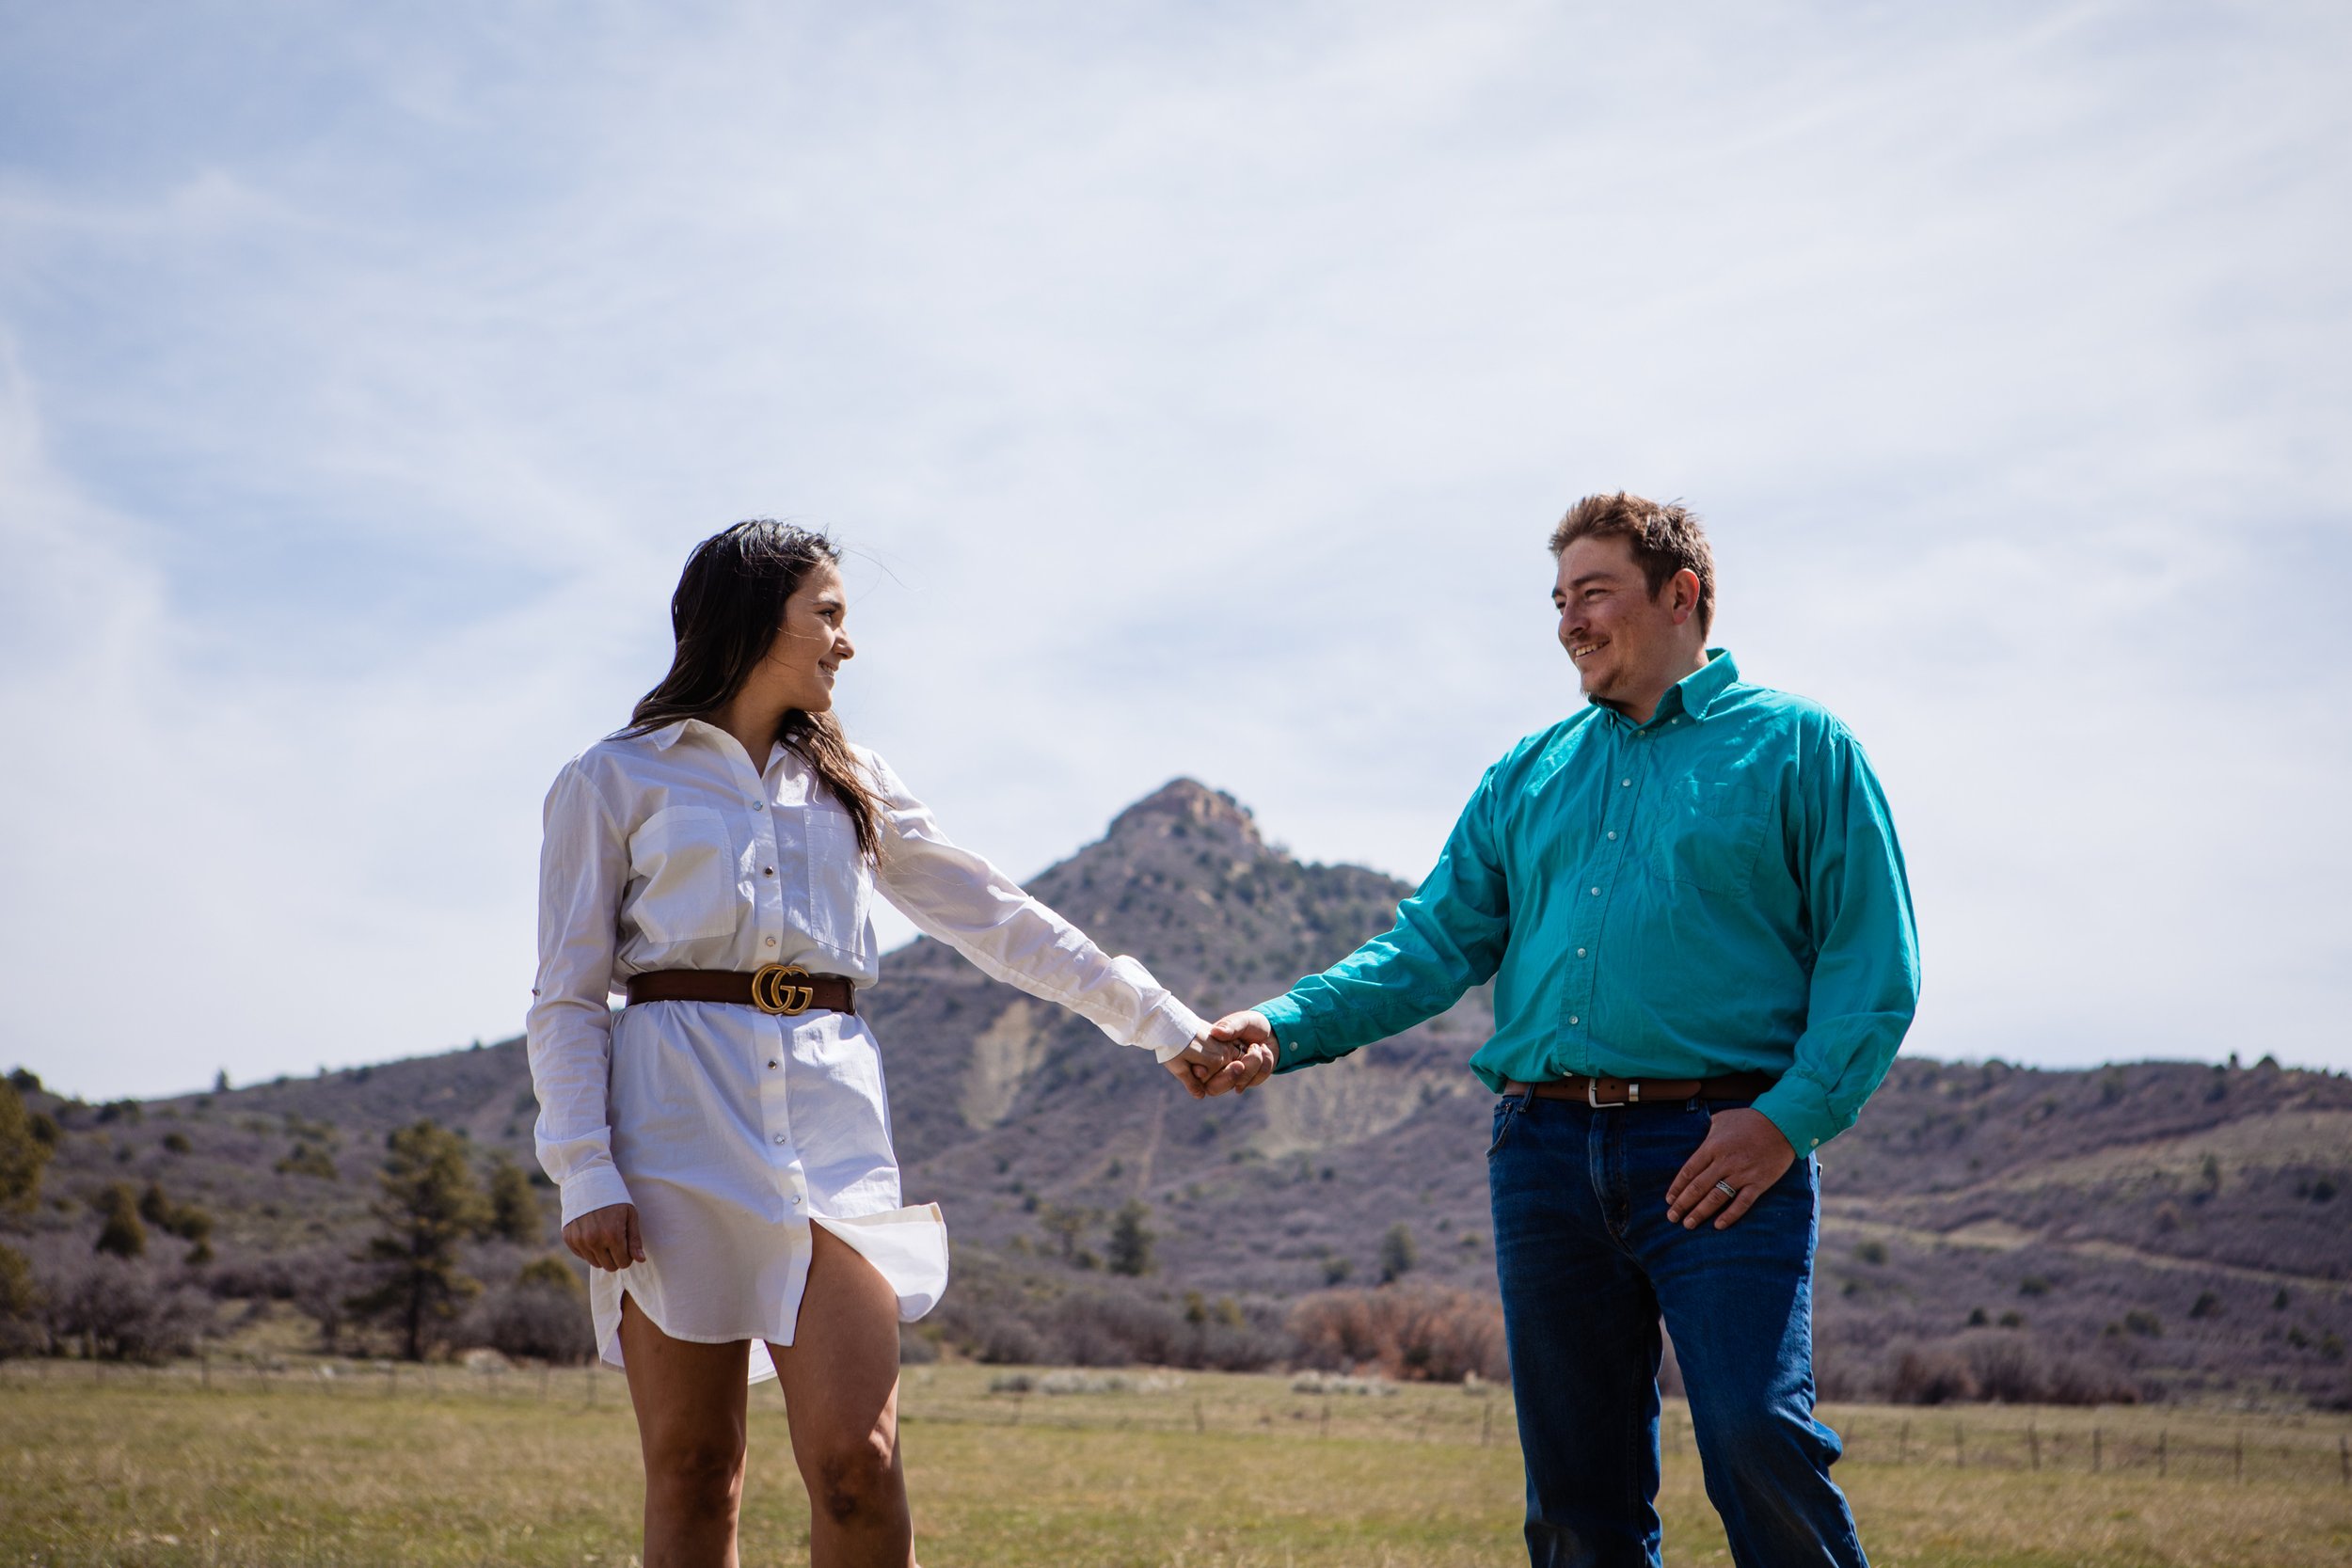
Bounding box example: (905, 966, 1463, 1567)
(622, 520, 883, 861)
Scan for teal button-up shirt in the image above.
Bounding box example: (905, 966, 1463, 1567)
(1257, 650, 1919, 1154)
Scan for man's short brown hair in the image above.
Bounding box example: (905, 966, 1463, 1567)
(1549, 491, 1716, 637)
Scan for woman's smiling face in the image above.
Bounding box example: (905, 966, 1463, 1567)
(760, 561, 854, 714)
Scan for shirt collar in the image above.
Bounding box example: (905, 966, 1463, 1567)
(1597, 647, 1740, 728)
(1673, 647, 1740, 721)
(648, 719, 701, 751)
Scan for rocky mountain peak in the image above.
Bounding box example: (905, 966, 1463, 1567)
(1107, 778, 1264, 855)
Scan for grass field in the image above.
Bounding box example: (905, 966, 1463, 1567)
(4, 1357, 2351, 1567)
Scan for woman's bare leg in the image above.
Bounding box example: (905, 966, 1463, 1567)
(766, 1225, 914, 1568)
(619, 1291, 753, 1568)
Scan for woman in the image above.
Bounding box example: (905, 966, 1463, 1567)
(528, 520, 1236, 1567)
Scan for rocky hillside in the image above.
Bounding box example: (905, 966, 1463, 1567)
(8, 780, 2349, 1405)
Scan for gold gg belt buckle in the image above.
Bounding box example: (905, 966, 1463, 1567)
(750, 963, 816, 1016)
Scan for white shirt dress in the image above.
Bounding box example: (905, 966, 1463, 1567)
(527, 719, 1206, 1385)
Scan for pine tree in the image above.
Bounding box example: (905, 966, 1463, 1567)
(485, 1155, 543, 1245)
(94, 1181, 147, 1259)
(0, 1079, 53, 1214)
(1106, 1200, 1155, 1276)
(1378, 1222, 1418, 1284)
(349, 1119, 491, 1360)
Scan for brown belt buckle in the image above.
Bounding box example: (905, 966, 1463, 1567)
(750, 963, 816, 1016)
(1588, 1077, 1638, 1108)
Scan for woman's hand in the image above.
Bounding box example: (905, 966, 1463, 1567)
(563, 1202, 645, 1272)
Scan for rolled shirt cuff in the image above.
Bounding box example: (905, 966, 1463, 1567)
(556, 1164, 637, 1227)
(1140, 997, 1212, 1063)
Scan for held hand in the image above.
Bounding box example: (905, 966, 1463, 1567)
(1165, 1037, 1242, 1100)
(1204, 1010, 1279, 1094)
(563, 1202, 645, 1272)
(1663, 1109, 1795, 1230)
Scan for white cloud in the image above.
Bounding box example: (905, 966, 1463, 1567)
(1, 2, 2346, 1098)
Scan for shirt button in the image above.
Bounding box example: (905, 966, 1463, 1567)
(1577, 948, 1587, 958)
(1621, 779, 1631, 787)
(1568, 1016, 1580, 1025)
(772, 1134, 787, 1145)
(764, 936, 778, 948)
(763, 867, 775, 877)
(767, 1059, 778, 1069)
(790, 1195, 803, 1206)
(1606, 831, 1617, 841)
(1589, 887, 1601, 896)
(752, 800, 766, 810)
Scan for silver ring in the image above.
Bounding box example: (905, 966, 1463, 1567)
(1712, 1179, 1740, 1199)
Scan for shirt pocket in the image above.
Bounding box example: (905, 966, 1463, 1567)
(1647, 778, 1770, 898)
(625, 805, 746, 946)
(803, 796, 873, 958)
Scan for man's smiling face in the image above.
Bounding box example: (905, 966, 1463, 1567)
(1552, 533, 1690, 712)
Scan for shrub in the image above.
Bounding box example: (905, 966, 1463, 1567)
(1853, 1240, 1888, 1266)
(478, 1278, 596, 1364)
(93, 1182, 146, 1259)
(2122, 1309, 2162, 1338)
(42, 1256, 213, 1362)
(1289, 1286, 1505, 1383)
(1886, 1342, 1978, 1404)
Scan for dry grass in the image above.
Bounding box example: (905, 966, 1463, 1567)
(2, 1359, 2349, 1566)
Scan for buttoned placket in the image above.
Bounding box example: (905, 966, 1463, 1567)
(732, 740, 808, 1224)
(1558, 714, 1650, 1075)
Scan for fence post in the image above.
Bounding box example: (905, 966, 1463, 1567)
(1321, 1400, 1330, 1440)
(1193, 1397, 1204, 1435)
(2340, 1433, 2348, 1486)
(2157, 1430, 2167, 1479)
(1954, 1423, 1964, 1469)
(386, 1363, 397, 1400)
(2028, 1421, 2040, 1472)
(2092, 1428, 2102, 1474)
(2233, 1431, 2243, 1484)
(1480, 1399, 1492, 1448)
(1899, 1419, 1910, 1465)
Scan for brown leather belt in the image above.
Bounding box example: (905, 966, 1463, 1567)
(1505, 1071, 1774, 1107)
(628, 966, 857, 1018)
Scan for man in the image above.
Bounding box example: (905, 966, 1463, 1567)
(1203, 493, 1918, 1567)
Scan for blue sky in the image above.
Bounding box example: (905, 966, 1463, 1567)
(3, 2, 2346, 1100)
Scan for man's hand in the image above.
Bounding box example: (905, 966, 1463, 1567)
(563, 1202, 645, 1272)
(1202, 1010, 1279, 1093)
(1165, 1037, 1248, 1100)
(1663, 1108, 1795, 1230)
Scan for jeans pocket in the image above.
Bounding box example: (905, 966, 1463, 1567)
(1486, 1095, 1525, 1157)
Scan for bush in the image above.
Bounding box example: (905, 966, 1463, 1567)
(42, 1256, 213, 1362)
(477, 1279, 596, 1364)
(1289, 1286, 1505, 1384)
(1886, 1342, 1978, 1404)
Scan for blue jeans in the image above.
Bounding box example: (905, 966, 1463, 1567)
(1486, 1092, 1867, 1568)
